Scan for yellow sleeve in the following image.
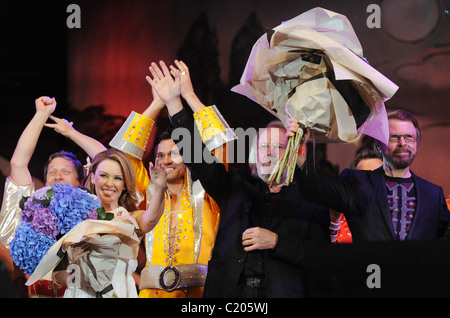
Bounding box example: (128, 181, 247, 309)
(109, 111, 154, 160)
(127, 155, 150, 210)
(110, 111, 154, 209)
(193, 105, 237, 153)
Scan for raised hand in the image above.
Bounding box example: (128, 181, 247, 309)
(149, 161, 167, 191)
(146, 61, 180, 104)
(134, 161, 167, 234)
(168, 60, 205, 113)
(44, 115, 75, 137)
(170, 60, 195, 100)
(35, 96, 57, 116)
(146, 61, 183, 116)
(44, 115, 106, 159)
(285, 117, 300, 138)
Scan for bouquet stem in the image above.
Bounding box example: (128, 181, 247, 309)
(268, 130, 303, 187)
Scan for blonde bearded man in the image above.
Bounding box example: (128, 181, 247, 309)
(110, 60, 236, 297)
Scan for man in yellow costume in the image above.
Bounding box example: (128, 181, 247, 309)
(110, 60, 236, 297)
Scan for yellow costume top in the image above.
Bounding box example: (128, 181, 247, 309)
(110, 105, 236, 298)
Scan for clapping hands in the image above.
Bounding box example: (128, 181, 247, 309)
(146, 61, 181, 105)
(145, 60, 202, 115)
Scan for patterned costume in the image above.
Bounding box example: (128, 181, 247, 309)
(110, 105, 235, 297)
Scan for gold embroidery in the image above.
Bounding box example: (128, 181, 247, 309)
(152, 186, 195, 266)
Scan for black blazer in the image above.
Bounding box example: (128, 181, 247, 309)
(170, 109, 330, 298)
(296, 165, 450, 242)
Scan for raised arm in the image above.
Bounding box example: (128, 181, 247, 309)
(141, 85, 166, 120)
(44, 115, 107, 159)
(132, 161, 166, 234)
(10, 96, 56, 186)
(108, 74, 168, 210)
(147, 61, 230, 202)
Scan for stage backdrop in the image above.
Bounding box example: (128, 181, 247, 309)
(1, 0, 449, 198)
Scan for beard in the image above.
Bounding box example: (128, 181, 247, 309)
(384, 146, 417, 170)
(257, 171, 271, 184)
(256, 157, 286, 186)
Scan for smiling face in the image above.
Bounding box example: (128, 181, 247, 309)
(45, 157, 80, 187)
(91, 159, 125, 211)
(155, 139, 186, 184)
(256, 127, 287, 184)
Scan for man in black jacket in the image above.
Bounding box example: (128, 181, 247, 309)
(147, 60, 330, 298)
(296, 109, 450, 242)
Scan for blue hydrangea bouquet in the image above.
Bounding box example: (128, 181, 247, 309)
(10, 184, 107, 275)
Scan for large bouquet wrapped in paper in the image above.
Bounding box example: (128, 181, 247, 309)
(232, 7, 399, 185)
(25, 207, 141, 298)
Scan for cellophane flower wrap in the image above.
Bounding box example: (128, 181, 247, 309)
(232, 7, 399, 186)
(10, 184, 102, 275)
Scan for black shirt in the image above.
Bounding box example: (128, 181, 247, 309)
(244, 181, 285, 278)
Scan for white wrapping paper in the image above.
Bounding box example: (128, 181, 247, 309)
(232, 7, 399, 145)
(26, 212, 140, 297)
